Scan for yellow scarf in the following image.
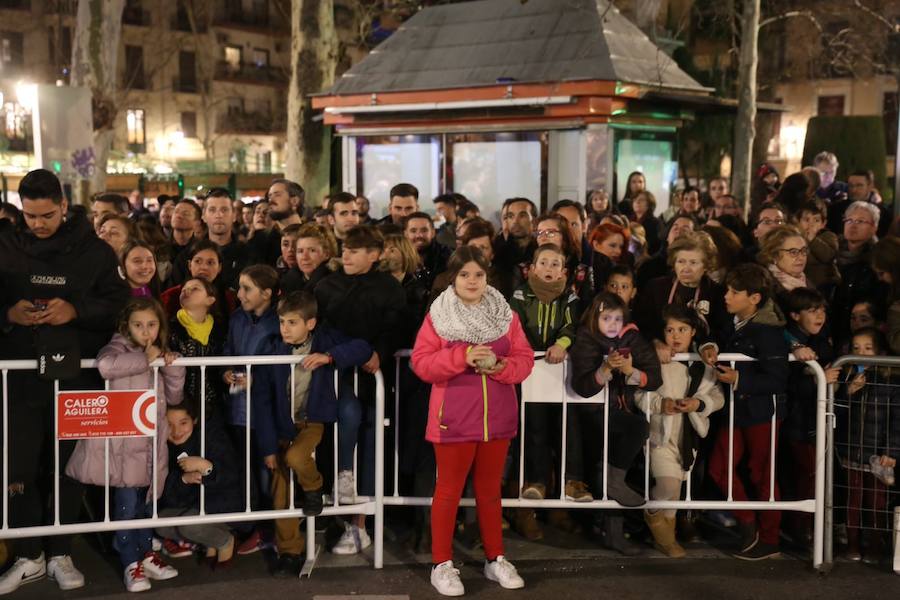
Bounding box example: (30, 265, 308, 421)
(177, 309, 213, 346)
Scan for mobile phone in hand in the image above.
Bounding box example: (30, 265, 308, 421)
(617, 347, 631, 358)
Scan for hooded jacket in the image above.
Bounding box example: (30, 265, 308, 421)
(411, 312, 534, 444)
(66, 334, 185, 496)
(0, 214, 129, 363)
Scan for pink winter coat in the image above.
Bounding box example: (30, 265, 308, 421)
(66, 334, 185, 497)
(411, 313, 534, 444)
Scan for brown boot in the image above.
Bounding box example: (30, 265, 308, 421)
(645, 510, 686, 558)
(514, 508, 544, 541)
(547, 509, 581, 534)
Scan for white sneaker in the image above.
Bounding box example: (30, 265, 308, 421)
(123, 561, 151, 593)
(140, 551, 178, 580)
(47, 555, 85, 591)
(337, 470, 357, 504)
(484, 555, 524, 589)
(331, 523, 372, 555)
(0, 554, 46, 595)
(431, 560, 465, 596)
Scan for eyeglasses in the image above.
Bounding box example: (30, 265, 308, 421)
(536, 229, 560, 238)
(759, 218, 785, 226)
(778, 247, 809, 258)
(843, 218, 874, 226)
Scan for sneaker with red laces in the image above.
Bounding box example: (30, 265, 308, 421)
(236, 530, 263, 555)
(161, 539, 195, 559)
(124, 561, 151, 593)
(141, 551, 178, 580)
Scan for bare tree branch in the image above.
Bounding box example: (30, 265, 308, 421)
(851, 0, 899, 32)
(759, 10, 822, 34)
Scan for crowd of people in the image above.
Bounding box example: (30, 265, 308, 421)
(0, 151, 897, 596)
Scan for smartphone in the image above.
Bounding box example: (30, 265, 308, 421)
(31, 299, 49, 311)
(177, 452, 188, 461)
(855, 365, 866, 374)
(617, 347, 631, 358)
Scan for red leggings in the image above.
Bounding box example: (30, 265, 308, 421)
(432, 439, 509, 564)
(709, 421, 782, 545)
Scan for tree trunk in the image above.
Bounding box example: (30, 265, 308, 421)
(70, 0, 126, 194)
(731, 0, 760, 219)
(285, 0, 338, 207)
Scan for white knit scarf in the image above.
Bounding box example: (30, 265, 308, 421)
(429, 285, 513, 344)
(767, 263, 808, 291)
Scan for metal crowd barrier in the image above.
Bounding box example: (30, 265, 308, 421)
(828, 355, 900, 575)
(391, 350, 828, 571)
(0, 356, 386, 574)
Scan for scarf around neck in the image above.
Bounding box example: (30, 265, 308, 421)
(767, 263, 807, 291)
(177, 309, 214, 346)
(430, 285, 513, 344)
(527, 271, 567, 303)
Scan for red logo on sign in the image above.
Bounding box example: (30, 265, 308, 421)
(57, 390, 157, 440)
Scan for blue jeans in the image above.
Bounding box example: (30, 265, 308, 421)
(337, 385, 376, 496)
(113, 487, 153, 568)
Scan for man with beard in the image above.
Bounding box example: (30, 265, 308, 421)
(0, 169, 129, 595)
(328, 192, 361, 253)
(493, 197, 538, 286)
(249, 178, 305, 266)
(379, 183, 419, 226)
(169, 188, 250, 289)
(402, 211, 450, 290)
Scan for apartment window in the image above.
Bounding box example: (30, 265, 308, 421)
(178, 51, 196, 91)
(48, 26, 72, 79)
(224, 45, 241, 70)
(126, 108, 146, 153)
(0, 31, 24, 70)
(817, 95, 845, 117)
(252, 48, 268, 68)
(226, 97, 245, 115)
(125, 45, 146, 89)
(181, 111, 197, 138)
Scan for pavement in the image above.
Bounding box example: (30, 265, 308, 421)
(4, 515, 899, 599)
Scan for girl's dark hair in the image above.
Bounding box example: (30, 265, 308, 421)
(851, 326, 888, 355)
(167, 395, 199, 421)
(240, 264, 279, 295)
(117, 297, 169, 352)
(188, 239, 224, 263)
(582, 291, 629, 335)
(661, 304, 700, 332)
(445, 246, 491, 284)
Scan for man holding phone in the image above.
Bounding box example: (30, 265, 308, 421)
(0, 169, 129, 594)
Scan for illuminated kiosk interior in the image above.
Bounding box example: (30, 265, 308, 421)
(313, 0, 773, 220)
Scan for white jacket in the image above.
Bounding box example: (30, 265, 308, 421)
(636, 361, 725, 451)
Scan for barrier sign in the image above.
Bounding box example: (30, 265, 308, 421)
(57, 390, 156, 439)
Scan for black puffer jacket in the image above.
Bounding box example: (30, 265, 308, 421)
(836, 367, 900, 464)
(314, 268, 406, 364)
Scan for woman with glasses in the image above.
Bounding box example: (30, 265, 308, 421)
(757, 225, 811, 320)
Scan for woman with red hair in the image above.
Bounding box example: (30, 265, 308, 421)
(590, 222, 629, 292)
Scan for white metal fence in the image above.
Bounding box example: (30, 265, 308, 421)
(390, 350, 828, 570)
(0, 351, 830, 573)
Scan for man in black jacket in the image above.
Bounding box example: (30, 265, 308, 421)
(0, 169, 130, 594)
(403, 211, 450, 290)
(169, 188, 250, 290)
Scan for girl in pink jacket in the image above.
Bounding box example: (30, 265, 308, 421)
(66, 298, 185, 593)
(412, 246, 534, 597)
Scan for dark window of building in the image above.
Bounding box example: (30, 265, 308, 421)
(125, 45, 146, 89)
(178, 51, 196, 91)
(181, 112, 197, 138)
(817, 95, 845, 117)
